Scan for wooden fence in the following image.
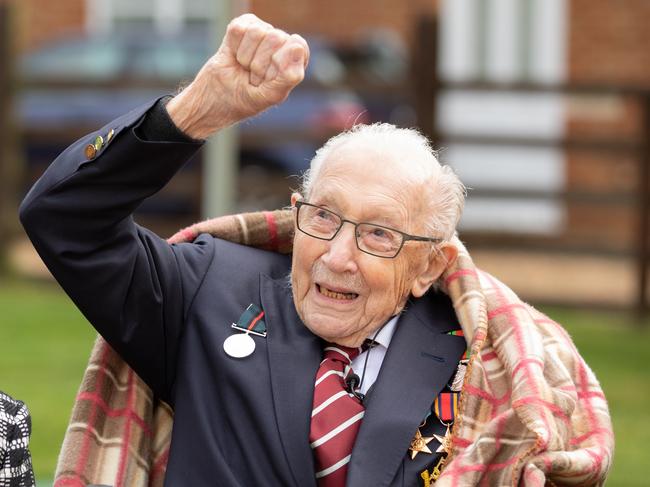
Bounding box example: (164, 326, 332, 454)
(413, 17, 649, 317)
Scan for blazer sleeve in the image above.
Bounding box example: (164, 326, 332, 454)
(19, 98, 209, 401)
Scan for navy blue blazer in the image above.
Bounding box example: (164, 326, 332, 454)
(20, 99, 466, 486)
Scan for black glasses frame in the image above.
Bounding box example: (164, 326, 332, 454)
(294, 201, 442, 259)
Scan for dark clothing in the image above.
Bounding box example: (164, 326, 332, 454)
(0, 391, 36, 487)
(20, 98, 465, 486)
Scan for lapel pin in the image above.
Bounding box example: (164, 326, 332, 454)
(223, 304, 267, 358)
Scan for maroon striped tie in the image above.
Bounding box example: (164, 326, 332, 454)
(310, 343, 365, 486)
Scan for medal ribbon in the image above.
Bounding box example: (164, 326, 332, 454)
(433, 392, 458, 423)
(447, 329, 468, 359)
(234, 303, 267, 335)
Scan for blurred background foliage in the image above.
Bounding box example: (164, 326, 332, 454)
(1, 0, 649, 484)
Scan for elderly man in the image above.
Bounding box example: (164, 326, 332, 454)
(20, 14, 612, 487)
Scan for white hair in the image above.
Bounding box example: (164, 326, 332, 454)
(300, 123, 466, 242)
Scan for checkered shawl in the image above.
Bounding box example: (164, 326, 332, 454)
(53, 210, 613, 487)
(0, 391, 35, 487)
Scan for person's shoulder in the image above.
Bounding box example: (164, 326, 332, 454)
(407, 287, 459, 330)
(194, 233, 291, 277)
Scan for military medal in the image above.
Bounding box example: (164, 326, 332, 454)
(447, 330, 468, 392)
(417, 336, 467, 484)
(433, 392, 457, 454)
(223, 304, 267, 358)
(450, 359, 468, 392)
(223, 333, 256, 358)
(409, 427, 434, 459)
(433, 426, 451, 454)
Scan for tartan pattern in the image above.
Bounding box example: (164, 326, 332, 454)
(53, 209, 613, 486)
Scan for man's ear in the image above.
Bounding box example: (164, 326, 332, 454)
(410, 243, 458, 298)
(290, 193, 302, 230)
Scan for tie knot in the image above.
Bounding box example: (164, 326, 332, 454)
(323, 342, 369, 364)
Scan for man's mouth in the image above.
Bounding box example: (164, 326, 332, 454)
(316, 284, 359, 300)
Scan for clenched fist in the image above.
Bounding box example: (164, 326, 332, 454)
(167, 14, 309, 139)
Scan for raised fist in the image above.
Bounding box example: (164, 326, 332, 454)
(167, 14, 310, 140)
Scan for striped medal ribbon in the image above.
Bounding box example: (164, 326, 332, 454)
(223, 304, 267, 358)
(433, 392, 458, 424)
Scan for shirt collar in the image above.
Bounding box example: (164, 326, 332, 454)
(368, 314, 400, 350)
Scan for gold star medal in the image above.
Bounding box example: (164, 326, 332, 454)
(409, 428, 434, 459)
(433, 423, 452, 454)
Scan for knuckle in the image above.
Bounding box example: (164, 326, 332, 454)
(290, 33, 305, 43)
(290, 34, 307, 49)
(249, 57, 267, 74)
(267, 29, 288, 47)
(247, 26, 267, 43)
(270, 50, 283, 66)
(238, 13, 258, 22)
(227, 21, 245, 36)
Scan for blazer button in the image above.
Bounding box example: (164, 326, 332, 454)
(84, 143, 97, 159)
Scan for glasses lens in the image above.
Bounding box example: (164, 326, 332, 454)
(298, 204, 341, 239)
(356, 223, 403, 257)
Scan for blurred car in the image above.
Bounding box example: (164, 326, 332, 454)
(19, 31, 370, 169)
(18, 28, 409, 225)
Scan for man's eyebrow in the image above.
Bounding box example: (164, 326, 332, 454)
(310, 196, 405, 228)
(358, 209, 406, 228)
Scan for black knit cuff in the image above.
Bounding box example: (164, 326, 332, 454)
(135, 96, 203, 143)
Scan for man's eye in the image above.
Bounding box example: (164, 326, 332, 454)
(315, 209, 333, 221)
(367, 227, 396, 243)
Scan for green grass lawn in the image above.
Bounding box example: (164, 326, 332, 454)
(1, 277, 648, 485)
(0, 278, 96, 484)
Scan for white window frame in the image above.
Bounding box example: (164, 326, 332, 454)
(85, 0, 217, 36)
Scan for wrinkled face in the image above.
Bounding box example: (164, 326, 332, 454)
(290, 142, 442, 347)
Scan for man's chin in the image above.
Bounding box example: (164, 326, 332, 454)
(301, 314, 351, 342)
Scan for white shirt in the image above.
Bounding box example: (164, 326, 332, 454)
(350, 315, 400, 395)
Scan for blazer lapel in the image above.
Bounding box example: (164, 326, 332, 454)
(260, 274, 321, 487)
(347, 292, 466, 487)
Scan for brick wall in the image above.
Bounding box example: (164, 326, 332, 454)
(15, 0, 437, 51)
(569, 0, 650, 87)
(11, 0, 648, 252)
(249, 0, 437, 46)
(565, 0, 650, 248)
(16, 0, 85, 51)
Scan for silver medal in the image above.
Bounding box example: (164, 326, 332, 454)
(223, 333, 256, 358)
(450, 360, 468, 391)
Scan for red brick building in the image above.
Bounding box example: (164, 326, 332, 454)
(9, 0, 649, 305)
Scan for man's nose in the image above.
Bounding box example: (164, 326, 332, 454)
(321, 222, 359, 274)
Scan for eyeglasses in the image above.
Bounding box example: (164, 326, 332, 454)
(294, 201, 442, 259)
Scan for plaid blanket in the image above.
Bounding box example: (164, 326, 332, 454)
(53, 210, 613, 486)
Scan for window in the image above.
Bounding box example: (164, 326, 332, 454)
(86, 0, 214, 37)
(437, 0, 569, 234)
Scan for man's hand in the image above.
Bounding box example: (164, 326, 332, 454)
(166, 14, 309, 140)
